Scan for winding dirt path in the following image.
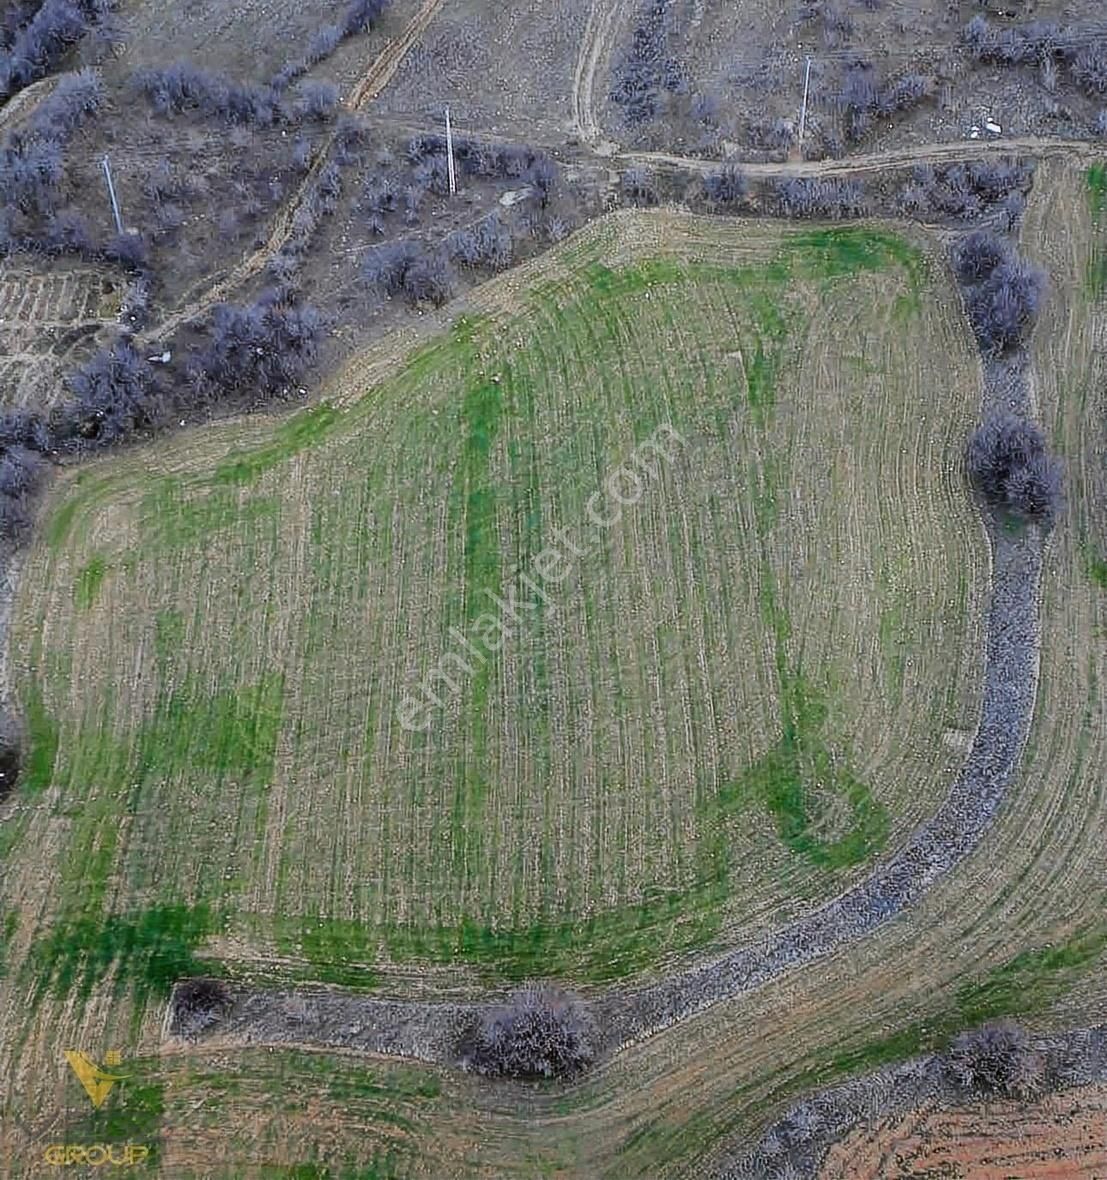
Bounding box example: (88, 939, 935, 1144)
(572, 0, 631, 150)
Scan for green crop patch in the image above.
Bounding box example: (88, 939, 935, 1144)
(4, 213, 982, 1000)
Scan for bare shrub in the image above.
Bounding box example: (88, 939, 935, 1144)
(773, 177, 865, 218)
(946, 1021, 1046, 1098)
(953, 229, 1008, 286)
(39, 65, 104, 132)
(963, 16, 1064, 66)
(621, 165, 658, 206)
(361, 240, 453, 305)
(103, 230, 150, 273)
(746, 117, 795, 151)
(43, 207, 94, 256)
(342, 0, 390, 37)
(363, 239, 419, 293)
(460, 985, 595, 1080)
(446, 214, 512, 270)
(1071, 47, 1107, 96)
(897, 160, 1032, 223)
(132, 62, 280, 125)
(293, 79, 339, 121)
(964, 255, 1047, 354)
(702, 164, 748, 207)
(609, 0, 677, 126)
(967, 413, 1064, 524)
(0, 0, 112, 100)
(170, 978, 231, 1038)
(0, 443, 47, 545)
(401, 250, 454, 306)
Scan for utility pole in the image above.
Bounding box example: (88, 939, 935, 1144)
(444, 105, 457, 196)
(101, 155, 124, 235)
(797, 55, 813, 157)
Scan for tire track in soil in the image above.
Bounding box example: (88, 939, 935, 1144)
(572, 0, 633, 151)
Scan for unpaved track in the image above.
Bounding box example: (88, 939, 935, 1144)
(347, 0, 445, 108)
(142, 131, 1098, 350)
(626, 134, 1103, 177)
(573, 0, 632, 148)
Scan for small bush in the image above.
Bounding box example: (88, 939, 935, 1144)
(947, 1021, 1046, 1098)
(170, 978, 231, 1038)
(460, 985, 595, 1080)
(294, 79, 339, 121)
(967, 413, 1064, 524)
(773, 177, 866, 219)
(1071, 47, 1107, 97)
(703, 164, 748, 207)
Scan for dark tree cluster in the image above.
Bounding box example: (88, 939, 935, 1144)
(836, 62, 929, 141)
(0, 410, 49, 545)
(169, 977, 231, 1039)
(702, 164, 748, 208)
(0, 67, 117, 258)
(0, 708, 21, 802)
(896, 159, 1033, 226)
(60, 338, 161, 448)
(361, 239, 454, 306)
(964, 17, 1107, 101)
(621, 165, 658, 206)
(967, 412, 1064, 525)
(0, 0, 113, 101)
(460, 986, 595, 1080)
(946, 1021, 1046, 1098)
(608, 0, 684, 126)
(773, 177, 866, 219)
(953, 230, 1046, 355)
(185, 292, 324, 403)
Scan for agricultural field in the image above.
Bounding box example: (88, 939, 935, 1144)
(0, 209, 992, 1170)
(819, 1084, 1107, 1178)
(6, 0, 1107, 1174)
(0, 264, 121, 412)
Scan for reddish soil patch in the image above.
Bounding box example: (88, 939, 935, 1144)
(820, 1085, 1107, 1179)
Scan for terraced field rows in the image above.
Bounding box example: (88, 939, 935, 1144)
(0, 266, 119, 410)
(0, 209, 1021, 1176)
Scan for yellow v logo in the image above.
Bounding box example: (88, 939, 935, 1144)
(64, 1050, 128, 1109)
